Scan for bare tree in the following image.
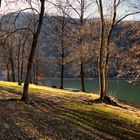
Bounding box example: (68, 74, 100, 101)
(66, 0, 92, 92)
(54, 0, 69, 89)
(96, 0, 140, 100)
(21, 0, 45, 102)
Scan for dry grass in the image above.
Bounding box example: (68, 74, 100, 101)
(0, 81, 139, 140)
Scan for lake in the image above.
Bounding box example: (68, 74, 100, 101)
(42, 79, 140, 104)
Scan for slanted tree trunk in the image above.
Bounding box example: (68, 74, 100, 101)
(21, 0, 45, 102)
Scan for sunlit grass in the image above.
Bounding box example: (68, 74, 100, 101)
(0, 80, 139, 126)
(64, 101, 140, 125)
(0, 80, 98, 96)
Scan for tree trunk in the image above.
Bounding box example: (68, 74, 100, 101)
(6, 63, 10, 81)
(60, 16, 65, 89)
(79, 6, 85, 92)
(79, 44, 85, 92)
(21, 0, 45, 102)
(35, 64, 39, 85)
(30, 70, 33, 84)
(17, 43, 21, 85)
(10, 51, 15, 82)
(20, 37, 27, 83)
(20, 48, 24, 83)
(98, 0, 105, 99)
(33, 61, 36, 84)
(79, 39, 85, 92)
(80, 61, 85, 92)
(60, 56, 64, 89)
(103, 6, 116, 97)
(103, 1, 116, 98)
(103, 47, 109, 96)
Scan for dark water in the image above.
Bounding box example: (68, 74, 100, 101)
(42, 79, 140, 104)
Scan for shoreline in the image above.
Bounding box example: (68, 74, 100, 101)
(118, 99, 140, 109)
(44, 78, 140, 81)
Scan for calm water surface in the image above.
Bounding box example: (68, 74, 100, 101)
(43, 79, 140, 104)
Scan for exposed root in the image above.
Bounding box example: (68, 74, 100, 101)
(83, 96, 126, 109)
(20, 96, 34, 104)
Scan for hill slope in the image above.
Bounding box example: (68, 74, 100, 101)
(0, 81, 139, 140)
(1, 12, 140, 79)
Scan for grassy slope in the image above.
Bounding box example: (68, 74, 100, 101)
(0, 81, 139, 140)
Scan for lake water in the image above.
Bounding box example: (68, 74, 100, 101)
(43, 79, 140, 104)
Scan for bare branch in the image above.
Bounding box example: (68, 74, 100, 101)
(115, 11, 140, 27)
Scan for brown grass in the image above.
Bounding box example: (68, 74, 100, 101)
(0, 81, 139, 140)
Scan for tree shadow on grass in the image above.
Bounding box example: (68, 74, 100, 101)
(0, 100, 45, 140)
(0, 86, 22, 95)
(0, 98, 20, 101)
(0, 87, 139, 139)
(27, 96, 140, 140)
(0, 86, 35, 104)
(0, 86, 22, 103)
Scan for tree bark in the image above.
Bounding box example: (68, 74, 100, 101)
(33, 61, 36, 84)
(103, 1, 117, 97)
(10, 50, 15, 82)
(103, 48, 109, 96)
(79, 1, 85, 92)
(80, 60, 85, 92)
(21, 0, 45, 102)
(6, 63, 10, 81)
(20, 46, 24, 83)
(98, 0, 105, 99)
(20, 36, 28, 83)
(60, 55, 64, 89)
(17, 41, 21, 85)
(79, 34, 85, 92)
(35, 63, 39, 85)
(60, 16, 65, 89)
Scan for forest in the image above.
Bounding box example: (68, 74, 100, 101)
(0, 0, 139, 140)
